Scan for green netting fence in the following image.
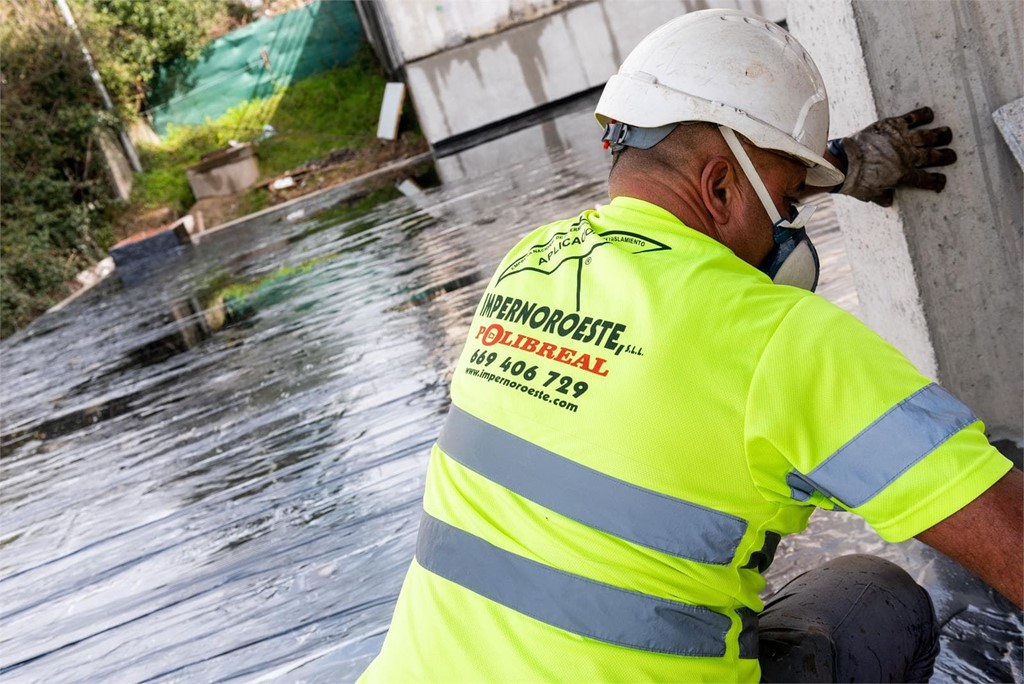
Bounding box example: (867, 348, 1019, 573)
(146, 0, 364, 136)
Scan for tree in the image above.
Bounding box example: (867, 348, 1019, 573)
(0, 0, 221, 336)
(74, 0, 219, 117)
(1, 1, 113, 336)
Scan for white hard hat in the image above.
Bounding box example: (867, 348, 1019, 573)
(595, 9, 844, 187)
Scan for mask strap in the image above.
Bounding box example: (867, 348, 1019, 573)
(718, 126, 816, 230)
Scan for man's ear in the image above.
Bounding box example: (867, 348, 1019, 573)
(700, 157, 734, 225)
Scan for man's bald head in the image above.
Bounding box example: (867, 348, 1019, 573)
(609, 123, 720, 185)
(606, 122, 809, 269)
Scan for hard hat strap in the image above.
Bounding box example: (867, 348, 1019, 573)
(719, 126, 817, 230)
(719, 126, 783, 224)
(602, 122, 678, 152)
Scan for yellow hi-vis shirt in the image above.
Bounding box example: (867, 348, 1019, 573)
(361, 196, 1011, 683)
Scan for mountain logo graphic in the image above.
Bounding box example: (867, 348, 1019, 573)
(496, 215, 670, 309)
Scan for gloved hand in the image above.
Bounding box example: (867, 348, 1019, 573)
(832, 107, 957, 207)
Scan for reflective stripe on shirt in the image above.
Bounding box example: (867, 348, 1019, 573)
(788, 383, 978, 507)
(416, 512, 758, 657)
(437, 405, 747, 564)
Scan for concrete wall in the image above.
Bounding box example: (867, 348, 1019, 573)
(185, 144, 260, 199)
(395, 0, 785, 145)
(97, 128, 134, 202)
(379, 0, 579, 63)
(434, 96, 608, 183)
(788, 0, 1023, 440)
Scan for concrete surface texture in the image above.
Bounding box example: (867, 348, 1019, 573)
(993, 96, 1024, 171)
(380, 0, 577, 63)
(397, 0, 785, 145)
(433, 100, 606, 183)
(788, 0, 1023, 442)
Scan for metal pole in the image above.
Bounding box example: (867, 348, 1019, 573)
(54, 0, 143, 173)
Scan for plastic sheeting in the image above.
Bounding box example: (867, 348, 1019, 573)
(147, 0, 363, 135)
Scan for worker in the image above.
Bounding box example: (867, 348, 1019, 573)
(361, 9, 1021, 683)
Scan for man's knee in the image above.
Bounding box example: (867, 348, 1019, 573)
(816, 554, 933, 612)
(759, 554, 939, 683)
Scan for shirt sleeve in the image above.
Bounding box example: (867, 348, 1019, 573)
(744, 295, 1012, 542)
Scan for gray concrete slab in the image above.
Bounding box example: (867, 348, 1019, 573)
(789, 0, 1023, 441)
(993, 96, 1024, 171)
(402, 0, 785, 146)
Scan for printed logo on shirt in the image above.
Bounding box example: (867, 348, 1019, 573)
(464, 215, 654, 410)
(496, 215, 670, 308)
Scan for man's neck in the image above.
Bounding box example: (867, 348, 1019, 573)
(608, 177, 715, 239)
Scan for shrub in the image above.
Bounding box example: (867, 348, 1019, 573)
(1, 2, 114, 336)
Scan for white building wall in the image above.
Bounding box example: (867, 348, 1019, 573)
(391, 0, 785, 145)
(788, 0, 1023, 440)
(380, 0, 579, 63)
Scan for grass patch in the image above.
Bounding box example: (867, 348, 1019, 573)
(127, 45, 399, 216)
(256, 48, 389, 177)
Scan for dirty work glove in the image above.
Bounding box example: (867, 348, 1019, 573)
(830, 107, 957, 207)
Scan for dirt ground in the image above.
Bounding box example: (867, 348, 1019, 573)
(252, 133, 428, 208)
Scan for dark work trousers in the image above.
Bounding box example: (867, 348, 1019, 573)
(758, 555, 940, 683)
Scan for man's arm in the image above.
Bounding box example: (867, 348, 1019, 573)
(915, 467, 1023, 608)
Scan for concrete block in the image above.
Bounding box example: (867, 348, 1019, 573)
(185, 143, 259, 199)
(378, 82, 407, 140)
(396, 178, 423, 196)
(405, 10, 590, 143)
(787, 0, 938, 380)
(109, 215, 196, 287)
